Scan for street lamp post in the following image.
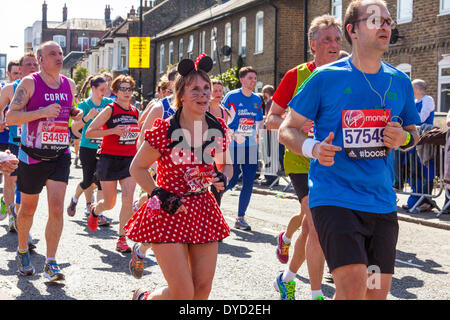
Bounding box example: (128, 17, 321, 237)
(138, 0, 143, 102)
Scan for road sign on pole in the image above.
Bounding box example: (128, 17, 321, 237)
(129, 37, 151, 69)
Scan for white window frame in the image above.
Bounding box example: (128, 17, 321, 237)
(199, 30, 206, 54)
(438, 55, 450, 112)
(53, 35, 66, 48)
(187, 34, 194, 60)
(255, 81, 263, 93)
(239, 17, 247, 57)
(211, 27, 217, 63)
(254, 11, 264, 54)
(331, 0, 342, 21)
(91, 37, 100, 47)
(397, 0, 413, 24)
(119, 44, 127, 69)
(169, 41, 174, 65)
(78, 37, 89, 51)
(224, 22, 231, 62)
(396, 63, 411, 78)
(179, 38, 184, 60)
(440, 0, 450, 15)
(159, 44, 165, 74)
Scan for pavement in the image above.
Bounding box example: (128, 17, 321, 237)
(250, 175, 450, 231)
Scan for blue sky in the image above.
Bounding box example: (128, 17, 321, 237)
(0, 0, 140, 62)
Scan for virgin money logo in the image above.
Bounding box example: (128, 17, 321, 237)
(344, 110, 365, 128)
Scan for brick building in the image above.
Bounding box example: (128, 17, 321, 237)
(151, 0, 305, 95)
(151, 0, 449, 118)
(36, 2, 109, 55)
(319, 0, 450, 116)
(127, 0, 225, 97)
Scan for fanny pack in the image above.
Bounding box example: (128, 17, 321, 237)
(21, 145, 68, 162)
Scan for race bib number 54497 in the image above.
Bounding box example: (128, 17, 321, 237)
(342, 109, 390, 159)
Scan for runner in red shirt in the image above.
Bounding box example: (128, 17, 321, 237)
(85, 75, 139, 253)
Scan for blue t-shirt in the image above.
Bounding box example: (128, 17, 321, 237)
(289, 57, 420, 214)
(78, 97, 114, 149)
(222, 88, 263, 147)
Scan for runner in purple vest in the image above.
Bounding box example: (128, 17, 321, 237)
(6, 41, 81, 281)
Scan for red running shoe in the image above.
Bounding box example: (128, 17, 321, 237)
(276, 231, 291, 264)
(116, 235, 131, 253)
(88, 205, 98, 232)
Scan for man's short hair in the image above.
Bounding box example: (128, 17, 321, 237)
(412, 79, 427, 93)
(262, 85, 275, 96)
(7, 60, 20, 73)
(239, 66, 257, 79)
(343, 0, 388, 45)
(19, 52, 37, 66)
(308, 14, 342, 54)
(36, 40, 61, 58)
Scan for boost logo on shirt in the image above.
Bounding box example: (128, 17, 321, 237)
(342, 109, 390, 159)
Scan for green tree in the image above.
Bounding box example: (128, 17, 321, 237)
(73, 65, 88, 87)
(213, 55, 244, 90)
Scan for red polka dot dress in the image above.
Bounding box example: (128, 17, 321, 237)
(125, 117, 231, 244)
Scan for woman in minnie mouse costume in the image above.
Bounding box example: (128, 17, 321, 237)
(126, 54, 233, 300)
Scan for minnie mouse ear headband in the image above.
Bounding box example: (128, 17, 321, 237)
(177, 53, 213, 77)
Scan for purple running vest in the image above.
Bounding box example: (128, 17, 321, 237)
(19, 73, 73, 164)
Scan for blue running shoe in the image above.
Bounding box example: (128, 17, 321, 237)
(16, 250, 35, 276)
(43, 260, 65, 282)
(273, 272, 296, 300)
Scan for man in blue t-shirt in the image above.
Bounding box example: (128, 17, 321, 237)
(279, 1, 420, 300)
(223, 66, 264, 231)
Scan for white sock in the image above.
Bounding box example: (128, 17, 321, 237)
(46, 257, 56, 263)
(311, 289, 323, 300)
(72, 197, 78, 204)
(281, 269, 296, 282)
(282, 232, 291, 244)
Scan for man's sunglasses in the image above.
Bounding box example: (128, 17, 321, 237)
(353, 16, 395, 29)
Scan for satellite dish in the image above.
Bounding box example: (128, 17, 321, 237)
(221, 45, 231, 56)
(390, 28, 404, 44)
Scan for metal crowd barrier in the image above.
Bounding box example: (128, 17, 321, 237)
(258, 129, 292, 191)
(391, 146, 445, 217)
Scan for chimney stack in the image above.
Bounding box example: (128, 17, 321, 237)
(63, 3, 67, 22)
(105, 5, 111, 26)
(128, 5, 136, 19)
(42, 1, 48, 29)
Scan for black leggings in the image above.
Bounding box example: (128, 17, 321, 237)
(79, 147, 102, 190)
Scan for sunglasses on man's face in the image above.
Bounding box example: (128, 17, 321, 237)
(118, 87, 134, 92)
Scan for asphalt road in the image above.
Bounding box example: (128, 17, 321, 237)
(0, 162, 449, 300)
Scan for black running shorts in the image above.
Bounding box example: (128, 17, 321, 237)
(288, 173, 309, 202)
(79, 147, 102, 190)
(311, 206, 399, 274)
(95, 154, 133, 181)
(17, 153, 71, 194)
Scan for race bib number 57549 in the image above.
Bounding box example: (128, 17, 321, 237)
(342, 109, 390, 159)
